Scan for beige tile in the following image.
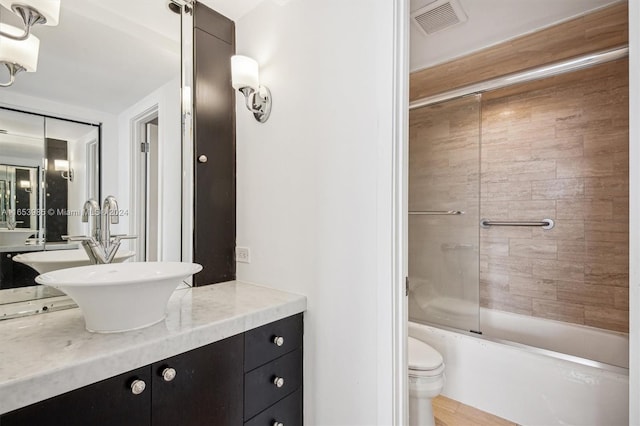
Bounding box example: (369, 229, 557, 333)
(530, 136, 583, 160)
(584, 176, 628, 198)
(584, 200, 616, 221)
(585, 241, 629, 266)
(584, 262, 628, 287)
(509, 238, 557, 260)
(482, 181, 532, 202)
(480, 201, 511, 220)
(484, 255, 533, 277)
(584, 306, 628, 332)
(483, 160, 557, 183)
(531, 178, 584, 200)
(481, 238, 510, 257)
(481, 290, 533, 315)
(556, 240, 586, 262)
(532, 299, 585, 325)
(614, 287, 629, 310)
(507, 200, 556, 220)
(557, 281, 615, 307)
(480, 270, 510, 288)
(532, 220, 584, 241)
(555, 200, 585, 220)
(509, 276, 557, 300)
(531, 259, 584, 282)
(585, 220, 628, 242)
(556, 156, 614, 178)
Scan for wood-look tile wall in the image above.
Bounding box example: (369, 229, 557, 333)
(479, 59, 629, 332)
(410, 2, 628, 101)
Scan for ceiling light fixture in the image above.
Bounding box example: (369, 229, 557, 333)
(0, 0, 60, 41)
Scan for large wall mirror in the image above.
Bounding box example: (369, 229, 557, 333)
(0, 0, 193, 316)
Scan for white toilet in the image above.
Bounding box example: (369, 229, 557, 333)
(408, 336, 445, 426)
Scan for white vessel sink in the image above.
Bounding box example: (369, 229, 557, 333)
(0, 229, 36, 247)
(13, 249, 135, 273)
(35, 262, 202, 333)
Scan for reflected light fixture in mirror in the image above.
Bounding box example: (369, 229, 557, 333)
(54, 159, 73, 181)
(0, 23, 39, 87)
(0, 0, 60, 40)
(19, 180, 32, 193)
(231, 55, 272, 123)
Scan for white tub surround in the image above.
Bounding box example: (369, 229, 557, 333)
(409, 321, 629, 426)
(0, 281, 306, 415)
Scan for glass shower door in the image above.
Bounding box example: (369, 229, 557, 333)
(408, 94, 481, 332)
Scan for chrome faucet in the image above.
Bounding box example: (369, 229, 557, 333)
(63, 196, 136, 264)
(82, 199, 100, 240)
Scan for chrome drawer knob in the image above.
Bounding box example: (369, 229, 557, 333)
(273, 336, 285, 346)
(273, 422, 284, 426)
(162, 367, 177, 382)
(273, 376, 285, 388)
(198, 155, 208, 163)
(130, 379, 146, 395)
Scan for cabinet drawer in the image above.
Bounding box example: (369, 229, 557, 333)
(244, 348, 302, 419)
(244, 388, 302, 426)
(245, 314, 303, 371)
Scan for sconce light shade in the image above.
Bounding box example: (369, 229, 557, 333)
(0, 24, 40, 72)
(0, 0, 61, 26)
(54, 159, 69, 171)
(231, 55, 259, 90)
(231, 55, 272, 123)
(54, 159, 73, 181)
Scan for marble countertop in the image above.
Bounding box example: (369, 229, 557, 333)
(0, 281, 306, 415)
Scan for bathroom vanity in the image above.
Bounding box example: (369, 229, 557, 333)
(0, 281, 306, 425)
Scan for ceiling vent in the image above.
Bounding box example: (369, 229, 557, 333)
(412, 0, 468, 36)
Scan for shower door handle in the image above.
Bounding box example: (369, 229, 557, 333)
(409, 210, 464, 215)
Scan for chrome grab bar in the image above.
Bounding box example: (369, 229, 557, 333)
(409, 210, 464, 215)
(480, 218, 555, 230)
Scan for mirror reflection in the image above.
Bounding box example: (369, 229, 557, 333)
(0, 0, 183, 314)
(0, 107, 100, 290)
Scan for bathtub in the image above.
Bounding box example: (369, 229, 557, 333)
(409, 315, 629, 425)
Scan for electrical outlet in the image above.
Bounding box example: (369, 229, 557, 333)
(235, 247, 250, 263)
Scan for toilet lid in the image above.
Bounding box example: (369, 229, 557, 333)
(408, 337, 443, 371)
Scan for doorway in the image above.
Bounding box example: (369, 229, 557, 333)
(131, 107, 160, 262)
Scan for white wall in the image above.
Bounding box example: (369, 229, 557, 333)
(235, 1, 401, 424)
(116, 77, 181, 261)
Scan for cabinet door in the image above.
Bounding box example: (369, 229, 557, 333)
(193, 3, 236, 286)
(1, 366, 151, 426)
(151, 334, 243, 426)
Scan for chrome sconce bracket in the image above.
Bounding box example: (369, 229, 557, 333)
(0, 4, 47, 41)
(0, 62, 26, 87)
(239, 86, 272, 123)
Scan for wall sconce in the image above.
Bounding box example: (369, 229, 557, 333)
(231, 55, 272, 123)
(54, 159, 73, 181)
(0, 24, 39, 87)
(19, 180, 32, 193)
(0, 0, 60, 41)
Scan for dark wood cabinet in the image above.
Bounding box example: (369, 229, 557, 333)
(152, 334, 243, 426)
(1, 366, 152, 426)
(193, 3, 236, 286)
(0, 251, 40, 290)
(244, 314, 304, 425)
(1, 315, 303, 426)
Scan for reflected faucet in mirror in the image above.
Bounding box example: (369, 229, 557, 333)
(6, 209, 16, 230)
(63, 196, 136, 265)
